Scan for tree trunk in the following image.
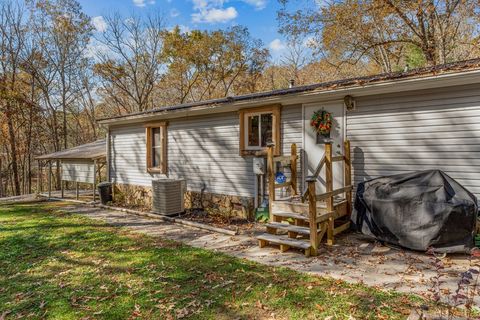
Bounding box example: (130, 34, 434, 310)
(6, 105, 20, 196)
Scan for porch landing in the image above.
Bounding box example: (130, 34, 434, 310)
(59, 202, 478, 304)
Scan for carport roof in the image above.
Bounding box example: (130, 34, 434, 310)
(36, 139, 106, 161)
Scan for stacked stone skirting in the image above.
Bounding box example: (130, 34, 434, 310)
(112, 183, 254, 219)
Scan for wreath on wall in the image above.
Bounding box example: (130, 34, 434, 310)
(310, 109, 333, 136)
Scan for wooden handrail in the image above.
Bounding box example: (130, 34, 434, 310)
(273, 155, 297, 162)
(312, 155, 326, 179)
(267, 143, 299, 218)
(301, 155, 325, 202)
(306, 178, 318, 256)
(275, 181, 291, 189)
(267, 143, 275, 222)
(315, 185, 353, 201)
(325, 143, 334, 245)
(291, 143, 297, 195)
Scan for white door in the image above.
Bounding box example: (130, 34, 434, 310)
(303, 101, 345, 193)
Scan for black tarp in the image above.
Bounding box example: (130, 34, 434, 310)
(352, 170, 478, 253)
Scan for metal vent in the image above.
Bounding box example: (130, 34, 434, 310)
(152, 179, 186, 216)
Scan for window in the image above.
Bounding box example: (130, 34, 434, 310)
(145, 122, 167, 173)
(239, 105, 281, 156)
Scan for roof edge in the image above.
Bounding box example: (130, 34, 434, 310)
(98, 58, 480, 125)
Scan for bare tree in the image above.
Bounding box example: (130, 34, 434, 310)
(94, 13, 166, 114)
(27, 0, 93, 151)
(0, 1, 27, 195)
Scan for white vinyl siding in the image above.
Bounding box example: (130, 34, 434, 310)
(61, 160, 94, 183)
(109, 104, 303, 198)
(281, 104, 303, 193)
(347, 83, 480, 198)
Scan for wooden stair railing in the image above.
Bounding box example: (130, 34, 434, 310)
(303, 140, 352, 251)
(259, 140, 352, 257)
(267, 142, 298, 222)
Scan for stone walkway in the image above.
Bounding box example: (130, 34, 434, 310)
(59, 202, 479, 304)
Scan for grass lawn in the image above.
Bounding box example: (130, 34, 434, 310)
(0, 202, 427, 319)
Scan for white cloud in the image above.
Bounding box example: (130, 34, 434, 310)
(170, 8, 180, 17)
(170, 24, 191, 34)
(85, 38, 112, 59)
(133, 0, 146, 7)
(92, 16, 107, 33)
(303, 36, 318, 48)
(242, 0, 267, 10)
(192, 6, 237, 23)
(191, 1, 237, 24)
(192, 0, 225, 10)
(132, 0, 155, 7)
(269, 38, 286, 52)
(190, 0, 267, 24)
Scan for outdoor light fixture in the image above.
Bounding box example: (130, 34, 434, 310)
(344, 95, 356, 111)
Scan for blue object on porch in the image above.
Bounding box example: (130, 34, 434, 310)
(275, 172, 286, 184)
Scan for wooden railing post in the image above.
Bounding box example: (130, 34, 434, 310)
(48, 160, 52, 199)
(93, 159, 97, 202)
(290, 143, 297, 195)
(306, 177, 318, 256)
(344, 140, 352, 218)
(267, 143, 275, 221)
(36, 160, 41, 194)
(325, 142, 334, 245)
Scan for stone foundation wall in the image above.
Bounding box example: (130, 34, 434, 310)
(112, 183, 254, 219)
(113, 184, 153, 209)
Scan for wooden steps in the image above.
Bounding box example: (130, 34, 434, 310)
(257, 233, 312, 256)
(272, 210, 334, 223)
(265, 222, 310, 236)
(258, 140, 353, 257)
(272, 211, 308, 221)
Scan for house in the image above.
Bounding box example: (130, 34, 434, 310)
(98, 59, 480, 218)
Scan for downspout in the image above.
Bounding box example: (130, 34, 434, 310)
(106, 127, 111, 182)
(106, 126, 114, 201)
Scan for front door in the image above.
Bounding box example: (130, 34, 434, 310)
(303, 101, 345, 193)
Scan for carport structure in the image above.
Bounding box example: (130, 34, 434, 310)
(36, 140, 107, 201)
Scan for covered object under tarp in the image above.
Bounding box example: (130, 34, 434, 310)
(352, 170, 478, 253)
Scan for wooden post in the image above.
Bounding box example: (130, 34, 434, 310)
(60, 161, 64, 198)
(344, 140, 352, 218)
(56, 160, 60, 190)
(290, 143, 297, 195)
(36, 160, 40, 195)
(307, 177, 318, 256)
(93, 160, 97, 202)
(267, 143, 275, 221)
(75, 181, 79, 200)
(48, 161, 52, 198)
(325, 143, 334, 246)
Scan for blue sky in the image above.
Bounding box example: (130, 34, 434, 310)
(80, 0, 288, 59)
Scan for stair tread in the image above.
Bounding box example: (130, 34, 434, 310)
(257, 233, 311, 249)
(273, 197, 346, 206)
(266, 222, 310, 235)
(272, 211, 308, 221)
(273, 210, 335, 223)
